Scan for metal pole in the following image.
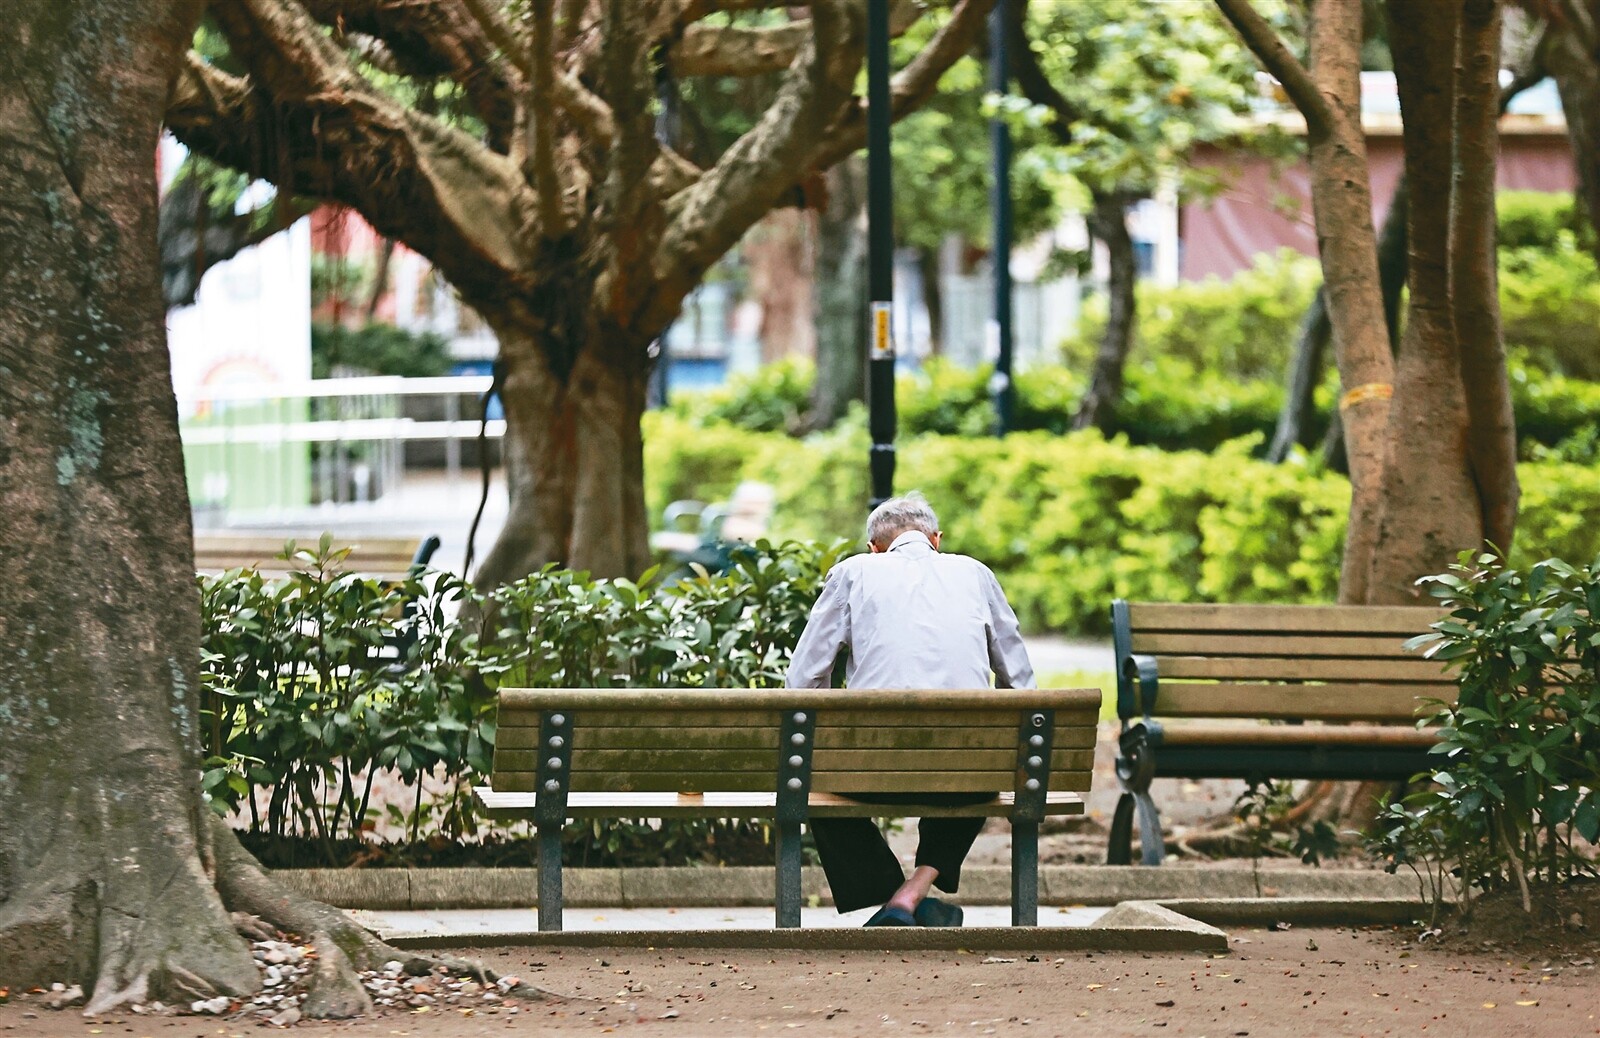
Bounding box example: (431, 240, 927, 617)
(989, 0, 1015, 437)
(867, 0, 896, 508)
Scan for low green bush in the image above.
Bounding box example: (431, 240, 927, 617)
(1375, 553, 1600, 921)
(200, 538, 848, 867)
(644, 415, 1600, 633)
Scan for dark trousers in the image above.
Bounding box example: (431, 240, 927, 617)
(809, 793, 993, 913)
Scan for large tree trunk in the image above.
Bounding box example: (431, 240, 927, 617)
(1074, 189, 1138, 433)
(1364, 0, 1485, 602)
(1294, 0, 1396, 604)
(1319, 175, 1411, 471)
(0, 0, 261, 1008)
(473, 306, 654, 587)
(804, 154, 868, 432)
(1453, 0, 1519, 554)
(0, 5, 530, 1013)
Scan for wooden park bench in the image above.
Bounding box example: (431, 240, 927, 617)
(194, 533, 440, 581)
(1108, 600, 1450, 865)
(475, 687, 1100, 930)
(649, 481, 777, 564)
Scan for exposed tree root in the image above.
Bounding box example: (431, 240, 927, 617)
(207, 816, 567, 1013)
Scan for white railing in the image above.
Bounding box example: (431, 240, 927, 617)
(178, 375, 504, 521)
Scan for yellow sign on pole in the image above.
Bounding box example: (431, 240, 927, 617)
(871, 301, 894, 359)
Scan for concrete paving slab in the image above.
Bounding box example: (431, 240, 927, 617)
(351, 904, 1110, 937)
(277, 864, 1419, 910)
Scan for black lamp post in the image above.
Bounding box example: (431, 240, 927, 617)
(867, 0, 896, 508)
(990, 0, 1015, 437)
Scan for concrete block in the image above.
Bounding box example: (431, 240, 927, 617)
(278, 869, 411, 911)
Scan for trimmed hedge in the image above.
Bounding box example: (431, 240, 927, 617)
(644, 414, 1600, 634)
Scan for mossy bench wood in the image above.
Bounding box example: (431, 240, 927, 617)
(193, 533, 440, 580)
(1110, 600, 1450, 866)
(475, 687, 1101, 931)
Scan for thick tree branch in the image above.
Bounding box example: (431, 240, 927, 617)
(168, 3, 538, 304)
(1213, 0, 1333, 135)
(460, 0, 529, 75)
(1007, 0, 1075, 145)
(808, 0, 995, 172)
(654, 0, 864, 299)
(528, 0, 569, 237)
(300, 0, 516, 152)
(668, 0, 918, 77)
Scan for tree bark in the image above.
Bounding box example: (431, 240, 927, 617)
(0, 0, 261, 1008)
(472, 305, 654, 588)
(918, 245, 944, 356)
(0, 6, 530, 1012)
(1453, 0, 1519, 554)
(1320, 175, 1409, 472)
(1365, 0, 1483, 602)
(804, 154, 868, 432)
(1074, 189, 1138, 433)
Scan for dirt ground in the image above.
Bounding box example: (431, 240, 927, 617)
(4, 927, 1598, 1037)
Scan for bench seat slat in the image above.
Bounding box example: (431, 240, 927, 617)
(497, 708, 1101, 732)
(1130, 632, 1422, 658)
(1154, 682, 1452, 721)
(1151, 655, 1451, 683)
(498, 687, 1103, 712)
(1153, 722, 1442, 748)
(496, 724, 1099, 752)
(1127, 602, 1439, 635)
(475, 788, 1085, 819)
(492, 770, 1094, 794)
(493, 747, 1096, 774)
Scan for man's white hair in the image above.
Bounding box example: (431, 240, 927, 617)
(866, 491, 940, 548)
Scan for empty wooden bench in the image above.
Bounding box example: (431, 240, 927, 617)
(475, 687, 1100, 930)
(194, 533, 440, 581)
(1109, 600, 1450, 865)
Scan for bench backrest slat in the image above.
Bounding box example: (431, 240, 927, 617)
(1118, 602, 1449, 724)
(493, 689, 1100, 797)
(194, 534, 428, 580)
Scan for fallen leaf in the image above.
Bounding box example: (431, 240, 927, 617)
(659, 1009, 679, 1020)
(1516, 1001, 1540, 1007)
(1086, 984, 1104, 991)
(1155, 1000, 1175, 1008)
(981, 958, 1017, 965)
(1483, 1002, 1497, 1009)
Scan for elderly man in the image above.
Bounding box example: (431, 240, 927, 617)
(784, 492, 1035, 927)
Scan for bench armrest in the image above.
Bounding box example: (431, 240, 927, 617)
(662, 499, 708, 531)
(1110, 598, 1161, 723)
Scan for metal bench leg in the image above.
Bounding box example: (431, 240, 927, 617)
(775, 821, 803, 928)
(1134, 791, 1165, 866)
(537, 824, 563, 932)
(1111, 724, 1164, 866)
(1011, 820, 1039, 926)
(1107, 792, 1136, 866)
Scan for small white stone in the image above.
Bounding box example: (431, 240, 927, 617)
(191, 995, 231, 1015)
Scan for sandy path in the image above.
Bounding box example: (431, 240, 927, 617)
(3, 927, 1596, 1037)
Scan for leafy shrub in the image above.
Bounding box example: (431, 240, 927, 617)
(644, 416, 1600, 633)
(1064, 248, 1319, 382)
(1381, 553, 1600, 917)
(199, 538, 486, 861)
(200, 538, 849, 867)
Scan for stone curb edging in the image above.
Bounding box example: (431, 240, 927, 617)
(1152, 897, 1424, 928)
(274, 865, 1419, 911)
(382, 915, 1230, 953)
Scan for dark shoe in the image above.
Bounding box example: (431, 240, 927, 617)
(914, 897, 964, 927)
(863, 905, 917, 927)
